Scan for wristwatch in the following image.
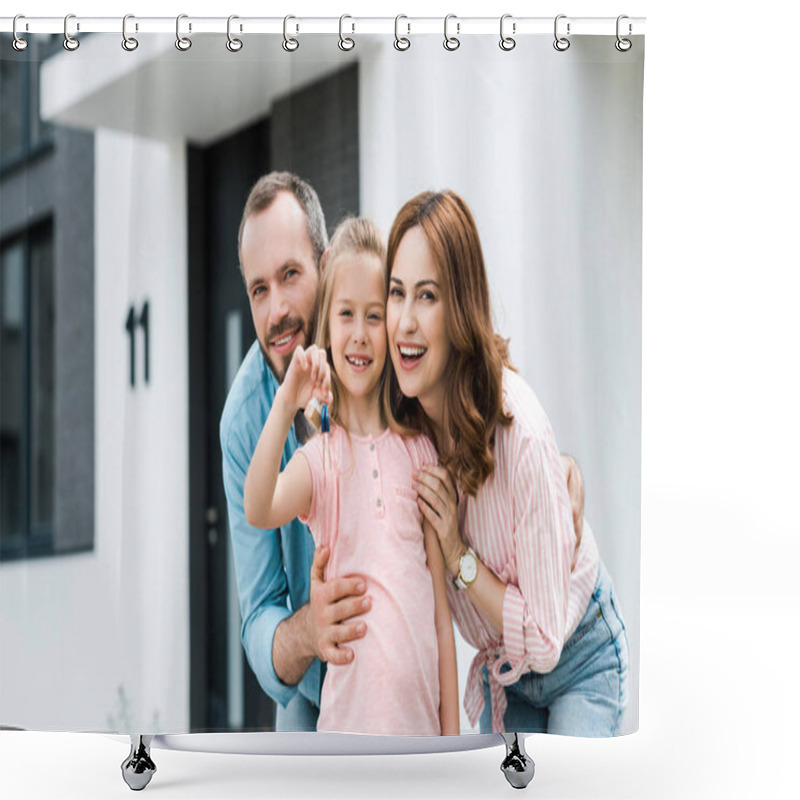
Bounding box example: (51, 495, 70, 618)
(454, 547, 478, 590)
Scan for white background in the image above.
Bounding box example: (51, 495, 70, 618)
(1, 1, 798, 799)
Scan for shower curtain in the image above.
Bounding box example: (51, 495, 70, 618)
(0, 21, 643, 739)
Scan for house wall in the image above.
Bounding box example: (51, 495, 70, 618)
(359, 36, 642, 733)
(1, 121, 100, 728)
(1, 130, 191, 732)
(94, 129, 190, 732)
(0, 124, 95, 554)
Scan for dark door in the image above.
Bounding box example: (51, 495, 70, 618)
(188, 117, 273, 732)
(188, 64, 359, 732)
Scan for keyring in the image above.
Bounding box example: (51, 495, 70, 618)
(394, 14, 410, 51)
(226, 15, 243, 52)
(175, 14, 192, 51)
(615, 15, 632, 52)
(283, 15, 299, 52)
(499, 14, 515, 51)
(63, 13, 80, 51)
(122, 14, 138, 51)
(443, 14, 460, 51)
(338, 14, 355, 51)
(553, 14, 570, 52)
(12, 15, 29, 51)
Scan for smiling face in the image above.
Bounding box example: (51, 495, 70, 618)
(327, 253, 388, 408)
(386, 226, 452, 422)
(240, 191, 320, 381)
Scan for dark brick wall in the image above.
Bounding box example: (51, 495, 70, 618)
(0, 125, 95, 555)
(270, 64, 360, 233)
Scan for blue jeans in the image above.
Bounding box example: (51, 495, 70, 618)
(275, 662, 324, 732)
(275, 691, 320, 732)
(480, 561, 630, 737)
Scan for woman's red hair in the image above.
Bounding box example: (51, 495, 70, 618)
(386, 191, 513, 496)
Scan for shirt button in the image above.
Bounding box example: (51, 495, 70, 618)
(373, 469, 378, 478)
(370, 443, 375, 452)
(377, 498, 382, 508)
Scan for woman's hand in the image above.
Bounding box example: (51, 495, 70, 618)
(279, 345, 332, 412)
(417, 466, 508, 632)
(414, 465, 464, 577)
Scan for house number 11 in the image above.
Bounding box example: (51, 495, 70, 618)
(125, 300, 150, 388)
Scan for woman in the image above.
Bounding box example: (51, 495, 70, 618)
(385, 190, 629, 736)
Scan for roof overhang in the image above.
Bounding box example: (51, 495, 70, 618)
(40, 33, 362, 145)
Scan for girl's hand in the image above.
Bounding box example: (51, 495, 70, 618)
(280, 345, 333, 412)
(414, 465, 464, 578)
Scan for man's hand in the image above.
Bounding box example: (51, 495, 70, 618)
(560, 454, 585, 568)
(307, 545, 370, 665)
(272, 546, 372, 686)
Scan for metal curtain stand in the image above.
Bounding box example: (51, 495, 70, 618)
(121, 732, 535, 791)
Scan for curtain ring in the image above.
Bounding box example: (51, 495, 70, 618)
(122, 14, 139, 51)
(338, 14, 355, 51)
(499, 14, 516, 51)
(394, 14, 410, 51)
(226, 15, 243, 52)
(553, 14, 570, 51)
(12, 15, 29, 51)
(283, 15, 299, 52)
(615, 14, 632, 52)
(63, 13, 80, 51)
(443, 14, 460, 51)
(175, 14, 192, 51)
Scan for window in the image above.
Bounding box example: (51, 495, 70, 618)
(0, 34, 60, 171)
(1, 222, 55, 558)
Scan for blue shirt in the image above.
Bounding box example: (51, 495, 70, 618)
(220, 339, 321, 709)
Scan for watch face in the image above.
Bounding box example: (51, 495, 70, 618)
(461, 552, 478, 583)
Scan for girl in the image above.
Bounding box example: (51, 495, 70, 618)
(386, 191, 629, 737)
(244, 218, 459, 736)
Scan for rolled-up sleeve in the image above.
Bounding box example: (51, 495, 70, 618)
(221, 420, 297, 709)
(501, 433, 574, 675)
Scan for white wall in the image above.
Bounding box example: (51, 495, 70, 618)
(0, 131, 190, 733)
(95, 129, 191, 732)
(359, 35, 642, 733)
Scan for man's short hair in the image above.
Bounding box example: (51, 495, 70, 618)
(237, 172, 328, 270)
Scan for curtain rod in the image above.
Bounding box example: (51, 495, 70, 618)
(1, 16, 646, 37)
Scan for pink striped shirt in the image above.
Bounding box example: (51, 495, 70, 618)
(446, 368, 599, 733)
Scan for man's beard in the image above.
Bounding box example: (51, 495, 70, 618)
(259, 309, 317, 383)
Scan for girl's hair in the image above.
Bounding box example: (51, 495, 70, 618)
(386, 190, 514, 497)
(314, 217, 411, 436)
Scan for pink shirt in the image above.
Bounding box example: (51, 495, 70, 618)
(446, 369, 599, 733)
(298, 426, 442, 735)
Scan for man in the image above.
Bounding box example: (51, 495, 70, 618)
(221, 171, 586, 731)
(220, 172, 368, 731)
